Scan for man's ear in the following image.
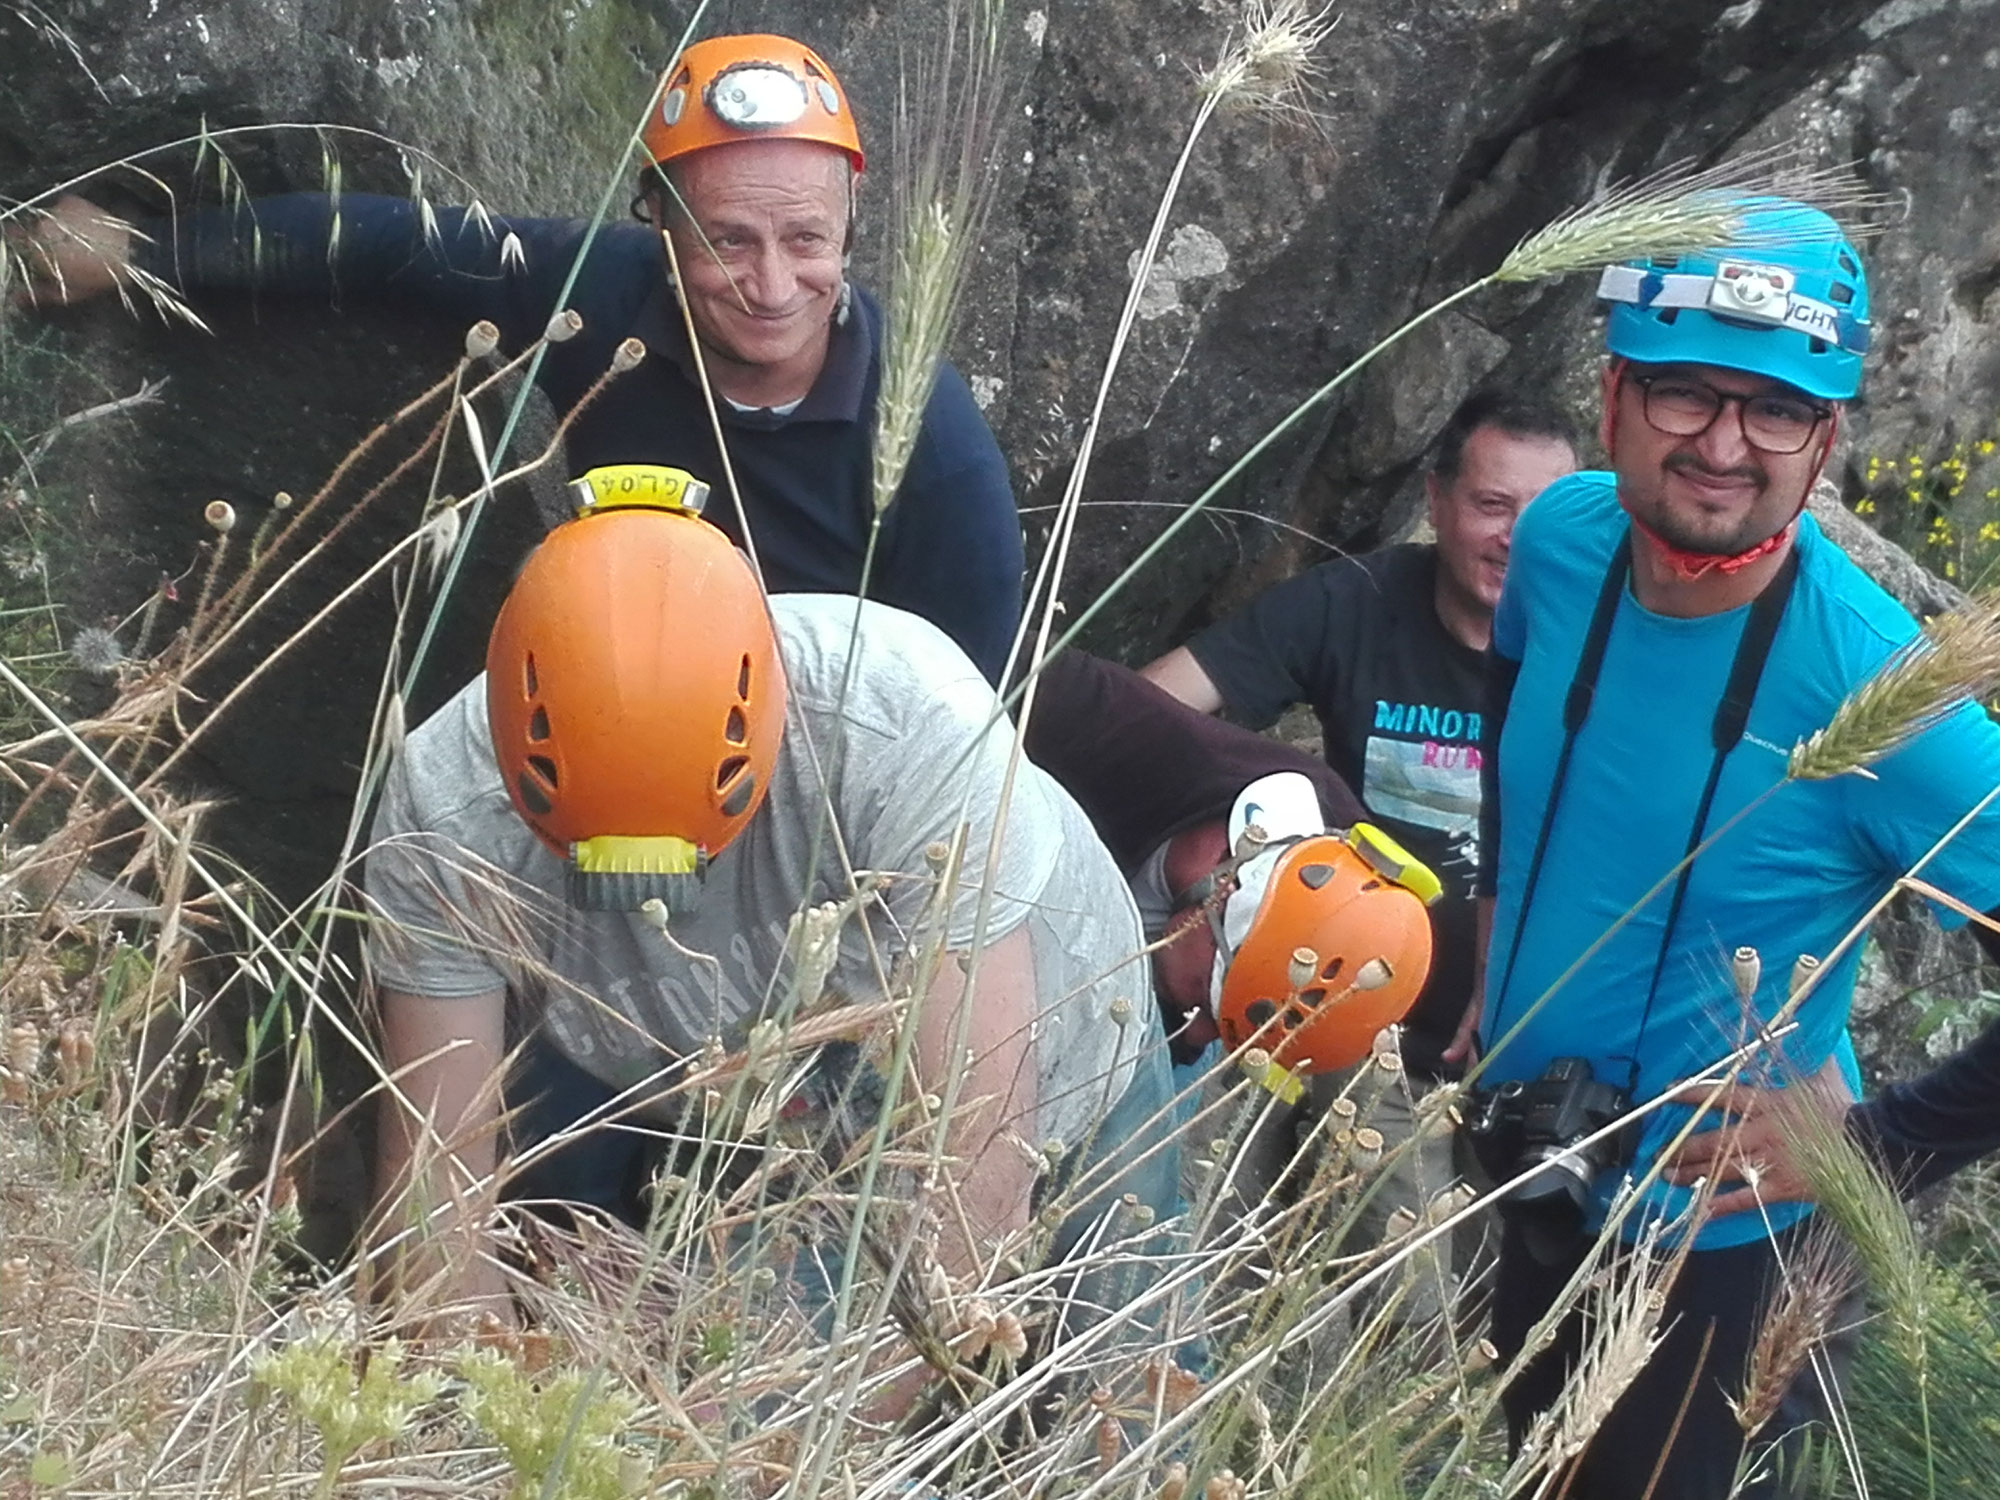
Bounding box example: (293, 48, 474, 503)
(842, 167, 863, 259)
(1598, 359, 1624, 456)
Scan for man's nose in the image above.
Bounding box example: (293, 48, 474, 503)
(743, 243, 796, 307)
(1693, 398, 1759, 468)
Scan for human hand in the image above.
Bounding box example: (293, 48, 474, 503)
(5, 195, 134, 308)
(1442, 993, 1481, 1067)
(1665, 1059, 1854, 1218)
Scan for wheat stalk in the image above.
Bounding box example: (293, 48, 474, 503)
(1787, 593, 2000, 781)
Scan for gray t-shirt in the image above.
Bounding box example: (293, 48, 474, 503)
(366, 595, 1146, 1147)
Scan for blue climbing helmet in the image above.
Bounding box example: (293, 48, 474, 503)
(1596, 197, 1871, 401)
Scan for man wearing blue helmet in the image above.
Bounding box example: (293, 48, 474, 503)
(1462, 199, 2000, 1497)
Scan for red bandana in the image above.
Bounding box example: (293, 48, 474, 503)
(1622, 511, 1797, 581)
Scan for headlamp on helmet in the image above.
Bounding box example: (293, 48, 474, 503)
(1596, 197, 1871, 401)
(644, 34, 864, 172)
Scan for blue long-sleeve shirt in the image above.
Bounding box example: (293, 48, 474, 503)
(135, 193, 1025, 682)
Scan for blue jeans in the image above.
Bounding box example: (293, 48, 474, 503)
(504, 1032, 1182, 1331)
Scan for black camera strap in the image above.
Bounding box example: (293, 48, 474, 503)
(1486, 530, 1799, 1091)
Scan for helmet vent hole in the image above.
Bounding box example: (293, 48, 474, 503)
(516, 771, 553, 817)
(1649, 256, 1677, 269)
(717, 754, 749, 791)
(528, 707, 551, 742)
(1321, 956, 1344, 983)
(738, 654, 752, 699)
(725, 706, 748, 745)
(1809, 338, 1829, 354)
(1283, 1004, 1312, 1029)
(720, 772, 756, 819)
(1830, 281, 1854, 306)
(1360, 878, 1383, 892)
(1297, 862, 1335, 890)
(1838, 250, 1859, 276)
(524, 652, 539, 697)
(527, 754, 559, 789)
(1656, 307, 1680, 326)
(1245, 999, 1277, 1028)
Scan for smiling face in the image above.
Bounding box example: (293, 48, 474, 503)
(1603, 360, 1836, 558)
(1428, 424, 1577, 624)
(659, 137, 852, 406)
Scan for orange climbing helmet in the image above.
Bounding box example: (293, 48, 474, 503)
(486, 465, 787, 912)
(642, 34, 865, 173)
(1209, 773, 1438, 1074)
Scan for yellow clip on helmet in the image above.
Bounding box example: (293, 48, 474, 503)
(486, 466, 787, 912)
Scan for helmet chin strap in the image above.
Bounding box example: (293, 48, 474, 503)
(1608, 364, 1841, 583)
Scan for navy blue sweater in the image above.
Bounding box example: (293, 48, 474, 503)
(136, 193, 1024, 682)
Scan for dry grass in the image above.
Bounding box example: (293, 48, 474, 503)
(2, 7, 1991, 1498)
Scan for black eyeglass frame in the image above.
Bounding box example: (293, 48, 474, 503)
(1627, 371, 1835, 456)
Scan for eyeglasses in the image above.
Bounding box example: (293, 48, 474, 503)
(1172, 834, 1304, 957)
(1629, 373, 1833, 455)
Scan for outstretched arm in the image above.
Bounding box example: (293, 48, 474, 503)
(7, 195, 134, 307)
(1850, 1000, 2000, 1193)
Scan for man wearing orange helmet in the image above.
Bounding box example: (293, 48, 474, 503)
(13, 35, 1026, 682)
(1023, 650, 1452, 1289)
(364, 470, 1173, 1349)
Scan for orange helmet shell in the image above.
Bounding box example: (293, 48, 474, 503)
(643, 34, 864, 173)
(1215, 835, 1434, 1074)
(486, 507, 786, 868)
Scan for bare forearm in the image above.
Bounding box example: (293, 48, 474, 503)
(915, 926, 1039, 1282)
(1138, 646, 1225, 714)
(372, 985, 511, 1308)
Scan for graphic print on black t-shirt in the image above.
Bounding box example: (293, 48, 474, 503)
(1364, 698, 1483, 881)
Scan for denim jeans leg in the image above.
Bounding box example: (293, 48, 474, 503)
(1044, 1040, 1183, 1344)
(502, 1035, 649, 1219)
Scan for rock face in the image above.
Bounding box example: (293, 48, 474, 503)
(7, 4, 2000, 1036)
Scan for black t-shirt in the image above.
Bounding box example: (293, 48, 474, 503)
(1187, 544, 1484, 1076)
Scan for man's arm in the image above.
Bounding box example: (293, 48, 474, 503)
(8, 196, 134, 306)
(1444, 646, 1518, 1064)
(1849, 996, 2000, 1193)
(913, 923, 1040, 1281)
(877, 363, 1026, 687)
(1139, 646, 1225, 714)
(15, 192, 582, 342)
(1144, 565, 1346, 729)
(1665, 907, 2000, 1210)
(370, 984, 514, 1319)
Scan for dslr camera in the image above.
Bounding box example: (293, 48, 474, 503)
(1467, 1057, 1633, 1255)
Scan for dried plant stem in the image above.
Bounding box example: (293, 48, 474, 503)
(658, 226, 762, 584)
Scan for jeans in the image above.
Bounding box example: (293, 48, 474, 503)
(1492, 1212, 1862, 1500)
(504, 1032, 1182, 1337)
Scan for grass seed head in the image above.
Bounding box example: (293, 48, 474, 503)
(1496, 153, 1889, 286)
(464, 320, 500, 359)
(1200, 0, 1337, 120)
(1789, 592, 2000, 779)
